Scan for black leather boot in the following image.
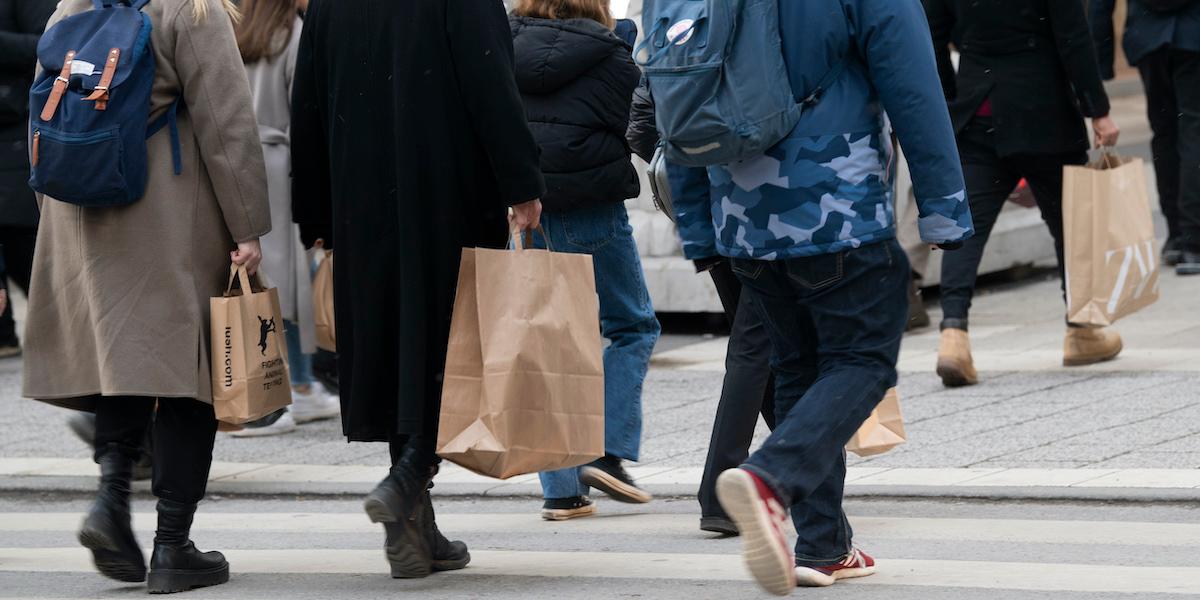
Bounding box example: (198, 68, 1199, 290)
(364, 449, 433, 578)
(147, 499, 229, 594)
(78, 443, 147, 583)
(423, 484, 470, 571)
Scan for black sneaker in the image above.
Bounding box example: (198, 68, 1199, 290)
(700, 515, 739, 536)
(1163, 238, 1184, 267)
(580, 455, 652, 504)
(0, 335, 20, 359)
(541, 496, 596, 521)
(1178, 250, 1200, 276)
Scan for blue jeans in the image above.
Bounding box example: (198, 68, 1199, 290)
(532, 203, 661, 499)
(731, 239, 908, 566)
(285, 320, 313, 387)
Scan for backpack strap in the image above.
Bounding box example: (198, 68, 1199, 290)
(92, 0, 151, 8)
(83, 48, 121, 110)
(39, 51, 76, 122)
(799, 58, 847, 107)
(147, 99, 183, 175)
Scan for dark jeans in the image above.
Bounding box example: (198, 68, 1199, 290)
(699, 261, 776, 519)
(93, 396, 218, 505)
(0, 225, 36, 343)
(731, 239, 908, 565)
(1140, 48, 1200, 252)
(940, 117, 1086, 328)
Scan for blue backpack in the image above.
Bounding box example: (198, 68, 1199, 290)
(637, 0, 843, 167)
(29, 0, 180, 207)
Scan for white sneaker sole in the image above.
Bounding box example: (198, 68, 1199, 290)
(540, 504, 597, 521)
(716, 470, 796, 596)
(580, 467, 652, 504)
(292, 405, 340, 424)
(794, 565, 876, 587)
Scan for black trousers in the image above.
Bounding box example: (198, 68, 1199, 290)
(93, 396, 218, 505)
(0, 225, 36, 343)
(698, 261, 776, 518)
(940, 118, 1086, 327)
(1139, 47, 1200, 252)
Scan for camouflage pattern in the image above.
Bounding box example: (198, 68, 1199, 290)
(672, 128, 973, 260)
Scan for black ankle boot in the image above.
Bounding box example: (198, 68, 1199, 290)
(78, 444, 147, 583)
(364, 451, 433, 578)
(147, 499, 229, 594)
(423, 484, 470, 572)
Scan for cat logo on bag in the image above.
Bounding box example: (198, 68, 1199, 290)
(1104, 240, 1158, 315)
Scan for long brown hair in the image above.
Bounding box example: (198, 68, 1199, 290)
(235, 0, 307, 64)
(513, 0, 615, 29)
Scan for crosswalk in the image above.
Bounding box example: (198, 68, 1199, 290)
(2, 499, 1199, 598)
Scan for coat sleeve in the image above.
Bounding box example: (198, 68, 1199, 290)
(626, 76, 659, 163)
(921, 0, 957, 100)
(855, 0, 973, 245)
(1089, 0, 1118, 80)
(1047, 0, 1111, 118)
(445, 0, 545, 207)
(0, 0, 56, 69)
(173, 1, 271, 243)
(667, 163, 718, 260)
(290, 0, 332, 249)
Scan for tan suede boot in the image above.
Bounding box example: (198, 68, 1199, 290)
(1063, 327, 1123, 366)
(936, 328, 978, 387)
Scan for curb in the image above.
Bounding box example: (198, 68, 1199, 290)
(5, 476, 1199, 504)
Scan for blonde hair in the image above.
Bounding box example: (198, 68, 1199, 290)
(192, 0, 241, 24)
(513, 0, 614, 29)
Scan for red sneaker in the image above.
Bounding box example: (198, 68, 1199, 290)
(716, 468, 796, 596)
(795, 547, 876, 587)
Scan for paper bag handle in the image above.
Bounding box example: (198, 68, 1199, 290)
(224, 263, 262, 296)
(1091, 147, 1123, 170)
(509, 226, 555, 252)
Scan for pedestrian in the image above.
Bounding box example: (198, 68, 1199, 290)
(1090, 0, 1200, 275)
(290, 0, 545, 579)
(926, 0, 1124, 388)
(22, 0, 269, 593)
(228, 0, 340, 438)
(508, 0, 661, 521)
(659, 0, 973, 592)
(0, 0, 56, 358)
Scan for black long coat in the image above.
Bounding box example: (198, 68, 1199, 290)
(924, 0, 1111, 157)
(291, 0, 546, 442)
(0, 0, 56, 228)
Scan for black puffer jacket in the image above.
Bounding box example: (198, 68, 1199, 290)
(510, 16, 640, 213)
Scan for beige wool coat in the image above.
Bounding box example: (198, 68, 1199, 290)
(22, 0, 271, 408)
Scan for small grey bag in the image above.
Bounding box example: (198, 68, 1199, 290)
(647, 146, 676, 223)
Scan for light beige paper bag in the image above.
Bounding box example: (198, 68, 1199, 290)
(847, 388, 906, 457)
(312, 248, 336, 352)
(437, 233, 605, 479)
(210, 264, 292, 424)
(1063, 154, 1160, 327)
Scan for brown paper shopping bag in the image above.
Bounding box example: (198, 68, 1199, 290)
(312, 248, 336, 352)
(847, 388, 906, 457)
(1063, 154, 1160, 327)
(437, 232, 605, 479)
(210, 264, 292, 424)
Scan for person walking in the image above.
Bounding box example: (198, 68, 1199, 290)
(926, 0, 1125, 388)
(663, 0, 973, 592)
(290, 0, 545, 579)
(23, 0, 269, 593)
(508, 0, 661, 521)
(229, 0, 339, 438)
(1090, 0, 1200, 275)
(0, 0, 56, 358)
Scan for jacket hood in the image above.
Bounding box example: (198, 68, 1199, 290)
(510, 16, 628, 94)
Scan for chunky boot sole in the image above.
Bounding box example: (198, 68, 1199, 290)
(78, 525, 146, 583)
(147, 562, 229, 594)
(432, 550, 471, 572)
(365, 489, 432, 579)
(580, 467, 652, 504)
(936, 357, 977, 387)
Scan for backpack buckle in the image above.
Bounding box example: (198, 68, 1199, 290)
(39, 50, 76, 122)
(83, 48, 120, 111)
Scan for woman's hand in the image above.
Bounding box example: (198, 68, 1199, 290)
(509, 199, 543, 232)
(1093, 115, 1120, 148)
(231, 239, 263, 275)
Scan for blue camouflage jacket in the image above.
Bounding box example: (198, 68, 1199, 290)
(669, 0, 973, 261)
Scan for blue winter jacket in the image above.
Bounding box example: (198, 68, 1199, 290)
(670, 0, 973, 261)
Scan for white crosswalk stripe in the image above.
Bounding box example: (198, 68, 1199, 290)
(3, 508, 1200, 596)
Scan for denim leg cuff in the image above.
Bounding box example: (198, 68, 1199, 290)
(795, 549, 853, 568)
(739, 463, 793, 508)
(940, 317, 969, 331)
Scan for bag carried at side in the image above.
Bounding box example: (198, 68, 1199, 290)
(312, 247, 336, 352)
(210, 264, 292, 424)
(437, 231, 605, 479)
(847, 388, 906, 457)
(1063, 153, 1160, 327)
